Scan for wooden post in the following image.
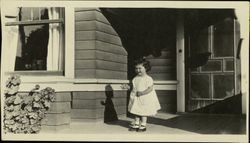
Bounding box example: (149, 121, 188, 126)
(176, 10, 185, 113)
(235, 7, 249, 114)
(65, 6, 75, 78)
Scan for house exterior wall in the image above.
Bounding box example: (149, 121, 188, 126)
(71, 91, 127, 121)
(71, 8, 128, 121)
(147, 48, 176, 80)
(74, 8, 127, 79)
(42, 92, 72, 126)
(146, 46, 177, 113)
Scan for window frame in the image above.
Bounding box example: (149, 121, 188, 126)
(5, 7, 65, 72)
(1, 3, 75, 81)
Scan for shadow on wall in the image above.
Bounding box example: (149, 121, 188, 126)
(101, 84, 118, 123)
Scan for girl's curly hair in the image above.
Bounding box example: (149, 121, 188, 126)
(134, 57, 151, 72)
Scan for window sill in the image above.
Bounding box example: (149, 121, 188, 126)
(5, 71, 64, 76)
(4, 71, 66, 83)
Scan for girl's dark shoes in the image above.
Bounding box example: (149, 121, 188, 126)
(137, 125, 146, 132)
(129, 124, 139, 131)
(128, 124, 147, 132)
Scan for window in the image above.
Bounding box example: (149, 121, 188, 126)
(213, 18, 234, 57)
(5, 7, 65, 71)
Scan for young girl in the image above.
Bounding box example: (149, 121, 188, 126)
(122, 58, 161, 132)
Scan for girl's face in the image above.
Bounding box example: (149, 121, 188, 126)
(135, 64, 146, 76)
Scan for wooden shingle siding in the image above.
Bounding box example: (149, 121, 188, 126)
(42, 113, 71, 126)
(75, 31, 122, 46)
(75, 69, 127, 79)
(75, 60, 96, 69)
(48, 102, 71, 113)
(75, 8, 110, 24)
(156, 90, 177, 113)
(149, 59, 176, 66)
(75, 41, 96, 50)
(148, 66, 176, 73)
(75, 60, 127, 71)
(95, 41, 127, 56)
(95, 50, 127, 63)
(71, 108, 105, 119)
(74, 50, 127, 63)
(71, 106, 126, 119)
(75, 50, 96, 60)
(147, 48, 176, 80)
(53, 92, 72, 102)
(71, 91, 127, 119)
(72, 98, 127, 109)
(96, 60, 127, 72)
(147, 51, 176, 59)
(73, 91, 127, 99)
(41, 92, 72, 126)
(76, 21, 118, 36)
(75, 69, 96, 78)
(76, 41, 127, 55)
(75, 8, 127, 79)
(150, 73, 176, 80)
(96, 69, 127, 79)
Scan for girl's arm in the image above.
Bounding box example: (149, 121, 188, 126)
(137, 85, 153, 96)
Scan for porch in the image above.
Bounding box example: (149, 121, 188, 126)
(41, 112, 246, 135)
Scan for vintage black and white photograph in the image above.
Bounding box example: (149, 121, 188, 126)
(0, 0, 249, 142)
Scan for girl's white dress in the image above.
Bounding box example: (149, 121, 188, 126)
(128, 75, 161, 116)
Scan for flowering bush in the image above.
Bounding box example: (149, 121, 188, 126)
(3, 75, 55, 134)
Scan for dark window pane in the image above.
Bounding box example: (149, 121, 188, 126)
(19, 7, 49, 21)
(213, 18, 234, 57)
(15, 24, 49, 70)
(213, 74, 234, 98)
(190, 28, 209, 55)
(225, 59, 234, 71)
(15, 7, 49, 70)
(13, 7, 65, 71)
(191, 75, 210, 98)
(20, 8, 32, 21)
(201, 60, 222, 72)
(191, 67, 199, 72)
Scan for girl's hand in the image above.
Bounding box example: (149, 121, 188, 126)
(120, 84, 130, 90)
(137, 91, 142, 97)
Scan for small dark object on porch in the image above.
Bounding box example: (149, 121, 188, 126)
(189, 52, 211, 68)
(101, 84, 118, 123)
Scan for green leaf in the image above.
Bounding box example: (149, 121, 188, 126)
(23, 96, 33, 105)
(12, 110, 20, 117)
(8, 86, 20, 95)
(30, 119, 37, 125)
(4, 119, 15, 125)
(13, 105, 21, 111)
(5, 105, 14, 111)
(14, 95, 22, 105)
(5, 112, 14, 119)
(31, 124, 41, 133)
(33, 102, 41, 108)
(25, 105, 32, 112)
(5, 96, 16, 105)
(34, 94, 41, 102)
(28, 112, 38, 119)
(44, 100, 51, 109)
(15, 115, 21, 120)
(38, 111, 45, 118)
(21, 117, 29, 124)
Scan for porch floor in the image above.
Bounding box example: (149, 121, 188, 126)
(40, 112, 246, 135)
